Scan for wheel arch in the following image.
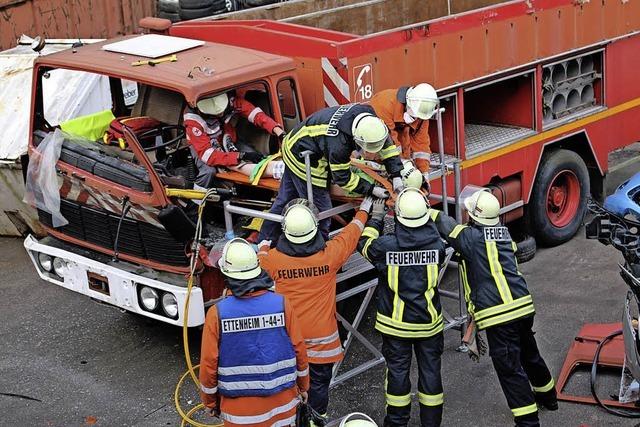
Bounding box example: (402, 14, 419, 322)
(528, 130, 604, 203)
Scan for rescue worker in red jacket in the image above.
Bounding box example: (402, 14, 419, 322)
(199, 238, 310, 427)
(433, 189, 557, 427)
(369, 83, 439, 190)
(357, 189, 446, 427)
(184, 90, 286, 188)
(257, 197, 375, 426)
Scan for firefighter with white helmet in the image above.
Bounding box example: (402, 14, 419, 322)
(259, 196, 376, 426)
(184, 90, 286, 188)
(358, 189, 446, 427)
(258, 103, 404, 243)
(433, 188, 557, 427)
(199, 238, 310, 426)
(370, 83, 439, 192)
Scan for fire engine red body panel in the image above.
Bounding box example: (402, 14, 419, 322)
(171, 0, 640, 206)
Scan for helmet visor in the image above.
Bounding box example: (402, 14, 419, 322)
(407, 97, 439, 120)
(354, 134, 387, 153)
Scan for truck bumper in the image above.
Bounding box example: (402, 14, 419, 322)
(23, 235, 205, 326)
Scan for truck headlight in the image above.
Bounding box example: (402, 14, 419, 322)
(139, 286, 159, 311)
(53, 257, 67, 277)
(38, 253, 53, 272)
(161, 293, 178, 318)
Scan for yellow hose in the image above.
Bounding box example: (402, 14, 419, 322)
(174, 192, 223, 427)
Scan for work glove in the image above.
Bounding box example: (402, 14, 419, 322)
(359, 196, 374, 214)
(462, 320, 487, 362)
(371, 198, 388, 221)
(392, 176, 405, 194)
(257, 240, 272, 250)
(273, 126, 286, 138)
(422, 172, 431, 194)
(239, 151, 265, 164)
(371, 186, 390, 199)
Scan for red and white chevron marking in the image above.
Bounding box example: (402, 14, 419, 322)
(321, 57, 350, 107)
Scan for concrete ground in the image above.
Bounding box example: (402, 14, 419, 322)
(2, 160, 640, 426)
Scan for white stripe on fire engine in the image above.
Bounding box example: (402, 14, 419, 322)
(323, 85, 340, 107)
(321, 57, 350, 100)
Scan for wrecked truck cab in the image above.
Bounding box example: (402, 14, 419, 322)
(24, 35, 306, 325)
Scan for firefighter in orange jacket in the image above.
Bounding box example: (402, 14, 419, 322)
(369, 83, 440, 190)
(199, 238, 310, 427)
(257, 197, 375, 426)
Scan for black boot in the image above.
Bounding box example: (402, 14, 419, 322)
(535, 390, 558, 411)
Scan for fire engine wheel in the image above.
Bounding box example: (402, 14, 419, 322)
(528, 149, 589, 246)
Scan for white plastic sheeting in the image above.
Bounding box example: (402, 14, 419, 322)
(23, 129, 68, 227)
(0, 40, 110, 160)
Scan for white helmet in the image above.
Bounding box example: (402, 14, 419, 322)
(406, 83, 439, 120)
(464, 189, 500, 226)
(339, 413, 378, 427)
(217, 238, 261, 280)
(282, 202, 319, 244)
(400, 160, 423, 189)
(197, 92, 229, 116)
(395, 187, 431, 228)
(352, 113, 389, 153)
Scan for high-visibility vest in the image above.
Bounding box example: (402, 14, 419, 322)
(217, 292, 297, 398)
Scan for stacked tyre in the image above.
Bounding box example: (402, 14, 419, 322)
(178, 0, 236, 20)
(157, 0, 180, 22)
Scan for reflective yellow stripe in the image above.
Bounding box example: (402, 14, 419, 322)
(449, 224, 467, 238)
(282, 148, 327, 187)
(329, 162, 351, 171)
(375, 321, 444, 339)
(282, 124, 331, 186)
(418, 392, 443, 406)
(459, 260, 475, 315)
(362, 238, 375, 261)
(486, 241, 513, 304)
(362, 226, 379, 239)
(533, 378, 555, 393)
(511, 241, 523, 275)
(474, 295, 534, 321)
(379, 146, 400, 160)
(388, 266, 404, 321)
(386, 393, 411, 407)
(342, 172, 361, 193)
(511, 403, 538, 417)
(424, 264, 439, 321)
(376, 312, 443, 331)
(429, 209, 439, 221)
(476, 304, 536, 330)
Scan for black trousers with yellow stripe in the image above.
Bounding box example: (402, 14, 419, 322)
(485, 315, 555, 427)
(381, 333, 444, 427)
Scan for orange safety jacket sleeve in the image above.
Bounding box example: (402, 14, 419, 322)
(199, 306, 221, 409)
(409, 119, 431, 173)
(326, 210, 368, 270)
(284, 297, 310, 392)
(233, 95, 280, 135)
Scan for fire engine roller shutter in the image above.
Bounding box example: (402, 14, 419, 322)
(38, 199, 189, 266)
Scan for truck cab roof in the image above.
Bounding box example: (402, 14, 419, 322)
(34, 35, 296, 106)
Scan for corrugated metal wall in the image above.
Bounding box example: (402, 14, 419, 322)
(0, 0, 156, 51)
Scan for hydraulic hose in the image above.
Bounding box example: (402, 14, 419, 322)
(174, 190, 223, 427)
(590, 329, 640, 418)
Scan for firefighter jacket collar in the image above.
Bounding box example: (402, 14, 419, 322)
(333, 103, 377, 136)
(395, 218, 441, 249)
(225, 270, 274, 297)
(276, 232, 326, 257)
(396, 86, 410, 104)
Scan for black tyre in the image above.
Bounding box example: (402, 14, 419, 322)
(179, 5, 217, 19)
(527, 149, 589, 246)
(158, 11, 181, 22)
(179, 0, 214, 8)
(158, 0, 179, 13)
(515, 234, 536, 264)
(242, 0, 278, 6)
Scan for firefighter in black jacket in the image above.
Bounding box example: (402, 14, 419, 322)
(258, 103, 404, 243)
(434, 189, 557, 427)
(358, 188, 446, 427)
